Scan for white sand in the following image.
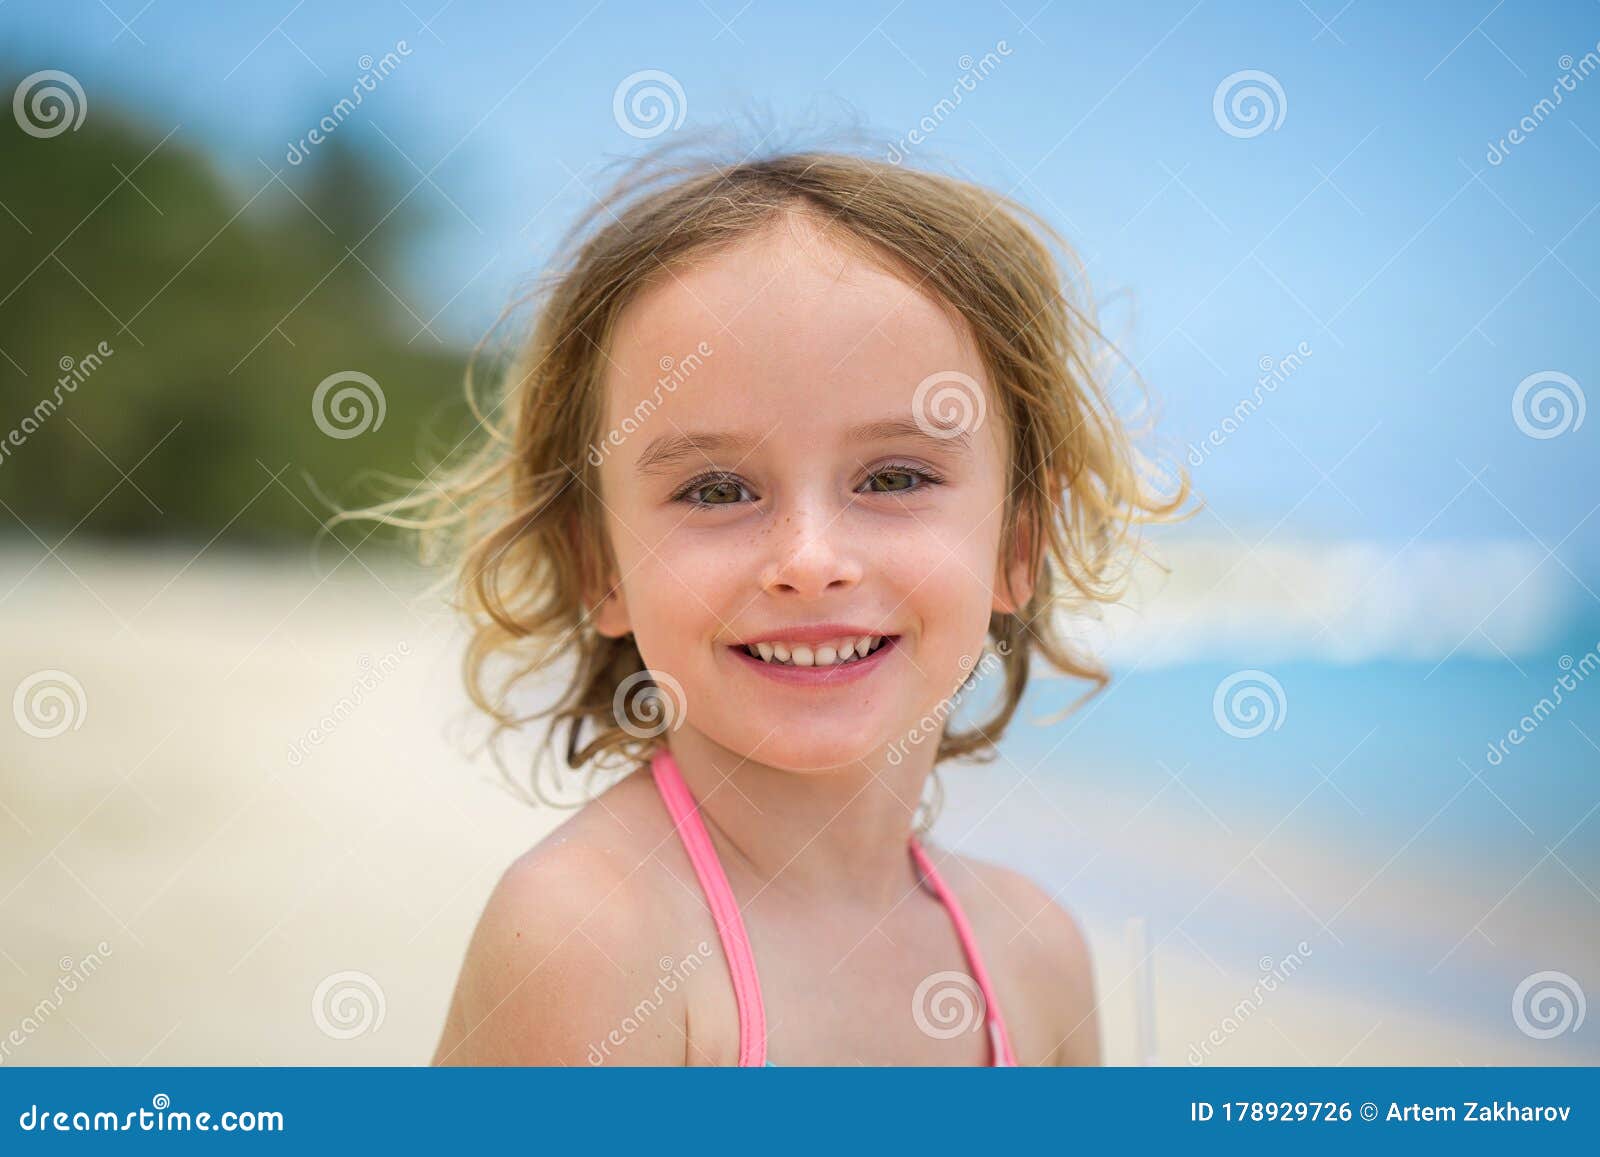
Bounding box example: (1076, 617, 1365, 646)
(0, 544, 1588, 1065)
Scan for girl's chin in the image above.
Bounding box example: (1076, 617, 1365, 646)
(719, 725, 907, 774)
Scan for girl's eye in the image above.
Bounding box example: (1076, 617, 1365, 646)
(671, 463, 944, 506)
(674, 474, 751, 506)
(861, 464, 943, 494)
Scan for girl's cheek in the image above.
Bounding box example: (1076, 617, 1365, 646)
(643, 543, 737, 617)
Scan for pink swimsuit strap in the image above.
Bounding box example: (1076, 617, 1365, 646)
(649, 747, 1018, 1067)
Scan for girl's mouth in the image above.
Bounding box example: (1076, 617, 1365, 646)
(727, 633, 900, 685)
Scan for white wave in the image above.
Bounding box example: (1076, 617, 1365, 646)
(1053, 536, 1581, 668)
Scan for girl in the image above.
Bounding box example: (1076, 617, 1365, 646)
(381, 145, 1186, 1065)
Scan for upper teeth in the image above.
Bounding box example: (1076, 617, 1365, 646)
(744, 635, 885, 666)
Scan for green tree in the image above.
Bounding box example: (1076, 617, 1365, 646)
(0, 89, 467, 546)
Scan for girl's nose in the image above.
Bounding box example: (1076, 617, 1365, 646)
(759, 507, 863, 599)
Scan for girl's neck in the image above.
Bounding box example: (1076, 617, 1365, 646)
(660, 729, 936, 911)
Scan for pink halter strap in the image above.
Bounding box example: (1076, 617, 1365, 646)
(649, 747, 1018, 1066)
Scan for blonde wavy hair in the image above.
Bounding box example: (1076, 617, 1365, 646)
(339, 139, 1192, 800)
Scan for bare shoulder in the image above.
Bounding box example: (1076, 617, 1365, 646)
(934, 849, 1101, 1066)
(431, 771, 698, 1066)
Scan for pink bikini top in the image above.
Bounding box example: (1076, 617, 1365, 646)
(648, 747, 1018, 1066)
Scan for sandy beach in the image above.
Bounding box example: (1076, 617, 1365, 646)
(1, 543, 1592, 1066)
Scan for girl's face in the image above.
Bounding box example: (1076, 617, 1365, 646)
(590, 213, 1032, 772)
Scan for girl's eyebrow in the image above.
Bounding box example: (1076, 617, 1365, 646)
(634, 417, 972, 477)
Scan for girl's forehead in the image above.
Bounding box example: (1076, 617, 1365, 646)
(605, 223, 980, 417)
(611, 222, 972, 371)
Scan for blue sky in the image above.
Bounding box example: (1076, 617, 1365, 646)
(5, 0, 1597, 591)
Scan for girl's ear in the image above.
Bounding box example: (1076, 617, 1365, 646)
(992, 504, 1038, 616)
(570, 511, 632, 639)
(590, 582, 632, 638)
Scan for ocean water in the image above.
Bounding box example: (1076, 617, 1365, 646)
(940, 616, 1600, 1062)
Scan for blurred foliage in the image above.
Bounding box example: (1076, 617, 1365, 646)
(0, 84, 470, 546)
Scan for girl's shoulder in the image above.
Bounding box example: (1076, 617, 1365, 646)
(432, 770, 715, 1066)
(923, 845, 1102, 1066)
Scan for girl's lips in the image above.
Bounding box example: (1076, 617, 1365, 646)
(728, 635, 899, 686)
